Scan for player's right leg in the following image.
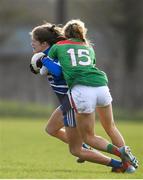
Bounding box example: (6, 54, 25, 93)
(45, 106, 68, 143)
(65, 126, 110, 165)
(75, 112, 110, 150)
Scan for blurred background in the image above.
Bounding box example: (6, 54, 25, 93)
(0, 0, 143, 119)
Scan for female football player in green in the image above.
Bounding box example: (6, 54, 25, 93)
(44, 19, 138, 172)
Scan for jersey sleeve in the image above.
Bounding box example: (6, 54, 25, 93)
(48, 44, 58, 59)
(41, 57, 62, 77)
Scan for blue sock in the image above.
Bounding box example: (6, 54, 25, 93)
(108, 159, 122, 168)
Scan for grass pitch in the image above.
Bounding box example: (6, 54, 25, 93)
(0, 117, 143, 179)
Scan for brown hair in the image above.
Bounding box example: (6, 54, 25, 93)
(30, 23, 66, 46)
(63, 19, 88, 43)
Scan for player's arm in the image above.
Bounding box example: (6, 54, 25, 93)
(30, 58, 62, 77)
(39, 44, 61, 76)
(41, 44, 61, 76)
(41, 57, 62, 77)
(30, 44, 61, 76)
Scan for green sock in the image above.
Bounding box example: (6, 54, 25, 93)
(107, 144, 121, 157)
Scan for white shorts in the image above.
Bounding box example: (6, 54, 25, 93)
(69, 85, 112, 113)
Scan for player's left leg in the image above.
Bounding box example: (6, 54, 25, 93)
(65, 126, 134, 172)
(75, 112, 136, 172)
(96, 105, 138, 168)
(119, 146, 139, 169)
(96, 104, 125, 147)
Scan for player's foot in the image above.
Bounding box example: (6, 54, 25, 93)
(119, 146, 138, 169)
(76, 158, 85, 163)
(112, 162, 136, 173)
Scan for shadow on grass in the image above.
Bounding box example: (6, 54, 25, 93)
(1, 166, 107, 174)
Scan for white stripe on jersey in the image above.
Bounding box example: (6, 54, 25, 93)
(53, 90, 67, 94)
(50, 84, 68, 88)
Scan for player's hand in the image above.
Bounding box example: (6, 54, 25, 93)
(29, 64, 38, 74)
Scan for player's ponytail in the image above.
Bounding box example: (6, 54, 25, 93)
(63, 19, 88, 43)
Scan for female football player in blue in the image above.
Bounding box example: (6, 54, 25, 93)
(29, 22, 137, 173)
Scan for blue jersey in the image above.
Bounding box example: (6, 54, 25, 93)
(43, 48, 68, 95)
(42, 48, 76, 127)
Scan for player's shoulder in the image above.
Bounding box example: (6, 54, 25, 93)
(56, 40, 70, 45)
(56, 39, 86, 46)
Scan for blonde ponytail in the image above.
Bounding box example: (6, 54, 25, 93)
(63, 19, 88, 43)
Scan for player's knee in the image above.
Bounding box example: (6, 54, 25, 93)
(45, 125, 50, 134)
(45, 125, 55, 137)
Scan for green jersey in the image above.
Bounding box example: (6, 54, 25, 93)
(48, 38, 108, 89)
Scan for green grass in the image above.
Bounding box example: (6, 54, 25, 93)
(1, 100, 143, 121)
(0, 100, 55, 119)
(0, 117, 143, 178)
